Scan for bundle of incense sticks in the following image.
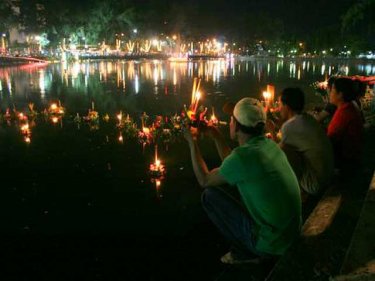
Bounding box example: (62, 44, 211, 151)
(190, 78, 202, 113)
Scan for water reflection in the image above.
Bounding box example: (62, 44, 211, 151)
(0, 59, 374, 114)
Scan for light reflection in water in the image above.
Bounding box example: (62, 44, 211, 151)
(39, 70, 45, 98)
(7, 76, 12, 95)
(135, 74, 139, 94)
(289, 62, 296, 78)
(321, 64, 326, 76)
(0, 59, 374, 108)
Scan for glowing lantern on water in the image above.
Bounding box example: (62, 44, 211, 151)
(149, 145, 165, 177)
(51, 116, 59, 124)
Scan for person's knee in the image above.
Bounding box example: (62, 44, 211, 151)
(201, 187, 219, 208)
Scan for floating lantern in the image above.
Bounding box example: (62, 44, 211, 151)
(117, 111, 123, 123)
(18, 112, 27, 121)
(20, 123, 29, 134)
(51, 116, 59, 124)
(103, 114, 110, 122)
(149, 145, 165, 177)
(143, 127, 150, 135)
(50, 103, 57, 111)
(49, 102, 65, 115)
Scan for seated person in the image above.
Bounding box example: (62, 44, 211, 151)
(183, 98, 301, 264)
(278, 88, 334, 195)
(327, 77, 364, 171)
(314, 77, 338, 123)
(315, 77, 366, 124)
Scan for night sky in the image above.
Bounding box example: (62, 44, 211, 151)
(131, 0, 354, 36)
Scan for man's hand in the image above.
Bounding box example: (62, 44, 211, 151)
(266, 119, 276, 133)
(201, 124, 221, 139)
(183, 126, 199, 144)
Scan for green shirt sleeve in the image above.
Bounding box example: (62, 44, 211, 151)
(219, 151, 244, 185)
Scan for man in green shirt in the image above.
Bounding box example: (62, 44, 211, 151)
(183, 98, 301, 264)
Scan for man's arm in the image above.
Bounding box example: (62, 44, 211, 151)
(188, 140, 228, 188)
(207, 126, 232, 161)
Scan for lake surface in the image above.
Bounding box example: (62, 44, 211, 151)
(1, 58, 375, 115)
(1, 58, 374, 280)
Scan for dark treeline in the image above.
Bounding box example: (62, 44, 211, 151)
(0, 0, 374, 52)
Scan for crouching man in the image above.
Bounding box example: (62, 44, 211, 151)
(183, 98, 302, 264)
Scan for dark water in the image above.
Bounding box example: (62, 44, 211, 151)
(1, 58, 375, 115)
(0, 59, 374, 280)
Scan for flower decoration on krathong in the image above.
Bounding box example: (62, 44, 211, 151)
(17, 111, 28, 122)
(170, 114, 182, 130)
(138, 112, 153, 144)
(83, 109, 99, 122)
(103, 113, 110, 122)
(119, 114, 138, 139)
(4, 108, 12, 121)
(311, 79, 329, 97)
(48, 102, 65, 115)
(83, 102, 100, 130)
(151, 116, 172, 147)
(27, 103, 38, 119)
(184, 78, 209, 127)
(138, 125, 153, 145)
(47, 101, 65, 125)
(19, 122, 32, 143)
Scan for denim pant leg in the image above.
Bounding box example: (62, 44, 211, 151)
(201, 187, 258, 258)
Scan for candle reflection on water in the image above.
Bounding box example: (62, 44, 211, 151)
(0, 59, 374, 114)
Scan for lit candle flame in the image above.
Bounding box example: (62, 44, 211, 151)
(193, 91, 201, 113)
(263, 91, 271, 100)
(24, 136, 31, 143)
(52, 117, 59, 124)
(143, 127, 150, 134)
(21, 124, 29, 132)
(195, 91, 201, 102)
(190, 78, 202, 113)
(156, 179, 161, 188)
(150, 145, 165, 176)
(117, 111, 123, 122)
(50, 103, 57, 110)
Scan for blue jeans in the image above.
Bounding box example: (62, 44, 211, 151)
(201, 187, 262, 259)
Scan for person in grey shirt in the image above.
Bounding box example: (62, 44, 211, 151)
(278, 88, 335, 195)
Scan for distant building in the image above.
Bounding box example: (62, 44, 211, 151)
(9, 27, 27, 45)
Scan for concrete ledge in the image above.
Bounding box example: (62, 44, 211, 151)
(337, 171, 375, 276)
(332, 272, 375, 281)
(266, 186, 343, 281)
